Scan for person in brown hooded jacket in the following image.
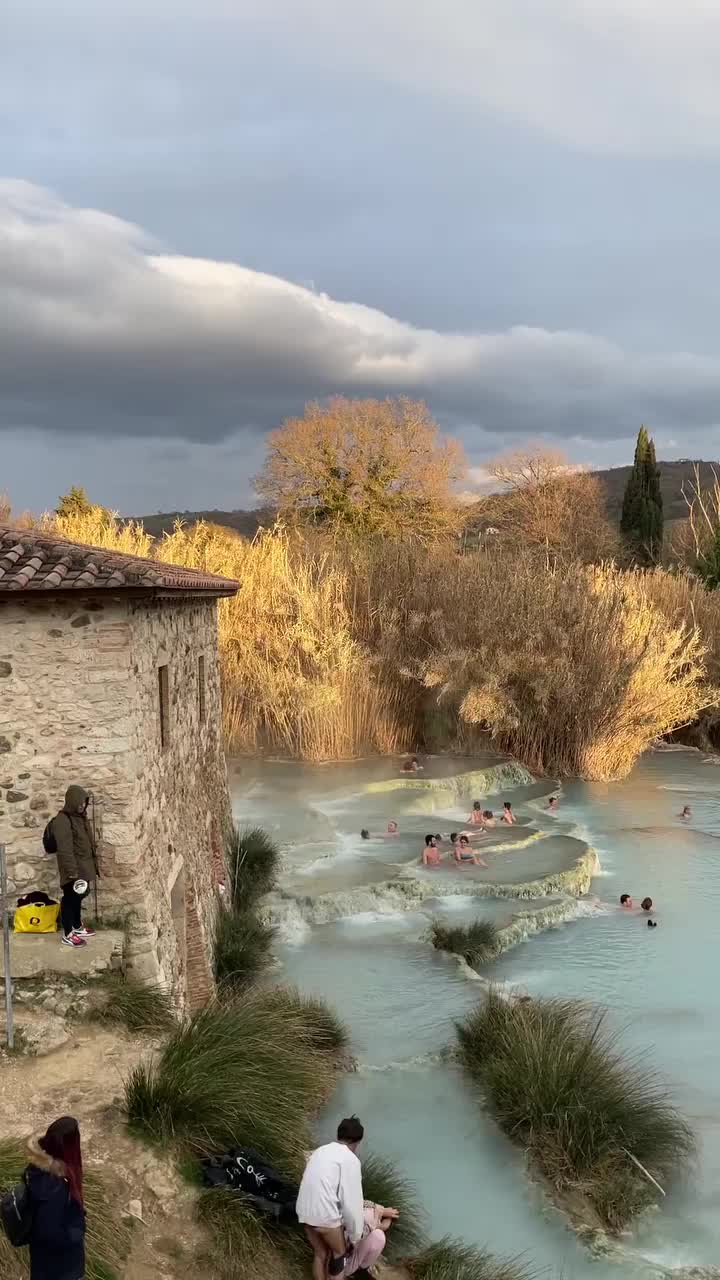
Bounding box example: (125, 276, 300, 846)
(49, 786, 98, 947)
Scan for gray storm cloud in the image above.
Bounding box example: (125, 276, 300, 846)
(2, 179, 720, 446)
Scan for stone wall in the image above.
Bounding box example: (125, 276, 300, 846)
(0, 596, 136, 898)
(0, 592, 231, 1008)
(122, 595, 231, 1005)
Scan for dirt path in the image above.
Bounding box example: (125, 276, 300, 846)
(0, 1024, 204, 1279)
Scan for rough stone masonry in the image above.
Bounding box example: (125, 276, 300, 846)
(0, 533, 238, 1010)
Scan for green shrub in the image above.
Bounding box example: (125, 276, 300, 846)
(85, 972, 175, 1034)
(408, 1238, 533, 1280)
(125, 988, 334, 1170)
(263, 986, 349, 1053)
(456, 992, 695, 1230)
(0, 1139, 132, 1280)
(196, 1187, 308, 1280)
(432, 920, 498, 969)
(360, 1153, 426, 1260)
(227, 826, 279, 910)
(214, 907, 276, 988)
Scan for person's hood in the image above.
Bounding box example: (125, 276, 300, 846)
(63, 785, 89, 814)
(26, 1133, 67, 1180)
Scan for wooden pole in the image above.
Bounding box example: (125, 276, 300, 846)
(0, 843, 14, 1051)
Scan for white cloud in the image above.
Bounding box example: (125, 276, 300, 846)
(1, 179, 720, 451)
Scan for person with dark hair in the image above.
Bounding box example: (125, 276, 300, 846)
(468, 801, 484, 826)
(641, 897, 654, 912)
(49, 787, 98, 948)
(401, 756, 422, 772)
(482, 810, 495, 828)
(501, 802, 515, 825)
(25, 1116, 86, 1280)
(296, 1117, 398, 1280)
(620, 894, 633, 908)
(453, 834, 487, 867)
(422, 835, 441, 867)
(547, 796, 559, 812)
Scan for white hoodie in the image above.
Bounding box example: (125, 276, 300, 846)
(295, 1141, 365, 1244)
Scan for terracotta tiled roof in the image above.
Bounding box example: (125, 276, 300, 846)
(0, 527, 239, 596)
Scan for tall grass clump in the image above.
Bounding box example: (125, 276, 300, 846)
(196, 1187, 308, 1280)
(262, 986, 349, 1054)
(125, 988, 334, 1170)
(360, 1153, 426, 1260)
(157, 521, 413, 758)
(84, 972, 175, 1034)
(456, 992, 695, 1230)
(214, 907, 276, 988)
(0, 1139, 133, 1280)
(227, 826, 279, 910)
(432, 920, 498, 969)
(364, 543, 711, 779)
(408, 1239, 533, 1280)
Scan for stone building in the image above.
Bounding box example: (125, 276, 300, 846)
(0, 526, 238, 1009)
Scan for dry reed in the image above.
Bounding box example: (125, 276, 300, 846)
(42, 509, 716, 777)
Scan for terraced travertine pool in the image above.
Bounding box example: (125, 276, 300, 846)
(229, 747, 720, 1279)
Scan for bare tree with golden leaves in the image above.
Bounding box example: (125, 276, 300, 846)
(255, 397, 466, 543)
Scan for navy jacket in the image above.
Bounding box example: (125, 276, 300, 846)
(25, 1140, 86, 1280)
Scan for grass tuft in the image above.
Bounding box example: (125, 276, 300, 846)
(360, 1153, 426, 1260)
(214, 907, 276, 988)
(456, 991, 695, 1230)
(432, 920, 499, 969)
(124, 988, 335, 1171)
(0, 1138, 133, 1280)
(408, 1238, 534, 1280)
(262, 986, 349, 1054)
(84, 972, 175, 1034)
(227, 826, 280, 910)
(196, 1187, 308, 1280)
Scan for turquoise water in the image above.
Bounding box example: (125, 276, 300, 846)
(228, 748, 720, 1278)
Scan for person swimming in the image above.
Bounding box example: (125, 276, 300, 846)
(501, 802, 515, 825)
(641, 897, 653, 912)
(422, 834, 441, 867)
(454, 834, 487, 867)
(402, 756, 423, 773)
(679, 805, 692, 819)
(620, 893, 634, 908)
(361, 821, 400, 840)
(468, 801, 484, 826)
(547, 796, 559, 811)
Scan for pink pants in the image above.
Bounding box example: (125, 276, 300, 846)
(345, 1228, 386, 1276)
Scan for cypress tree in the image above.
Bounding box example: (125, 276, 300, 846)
(620, 426, 664, 563)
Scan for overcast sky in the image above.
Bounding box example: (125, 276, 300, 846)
(3, 0, 720, 515)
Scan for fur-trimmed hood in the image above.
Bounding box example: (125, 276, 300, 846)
(27, 1133, 67, 1180)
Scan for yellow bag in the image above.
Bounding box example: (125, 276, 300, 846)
(14, 901, 60, 933)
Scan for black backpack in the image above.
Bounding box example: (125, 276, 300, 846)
(42, 821, 57, 856)
(0, 1175, 32, 1247)
(200, 1148, 298, 1225)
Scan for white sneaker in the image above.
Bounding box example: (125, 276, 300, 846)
(61, 933, 87, 948)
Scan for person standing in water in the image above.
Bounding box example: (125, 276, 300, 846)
(501, 802, 515, 824)
(422, 835, 441, 867)
(468, 801, 484, 826)
(25, 1116, 86, 1280)
(48, 786, 98, 948)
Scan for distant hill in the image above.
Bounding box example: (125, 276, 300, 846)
(129, 507, 274, 540)
(131, 460, 718, 540)
(593, 459, 718, 523)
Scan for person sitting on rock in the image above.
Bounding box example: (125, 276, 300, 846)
(48, 786, 98, 948)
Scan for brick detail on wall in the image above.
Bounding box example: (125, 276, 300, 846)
(185, 891, 215, 1012)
